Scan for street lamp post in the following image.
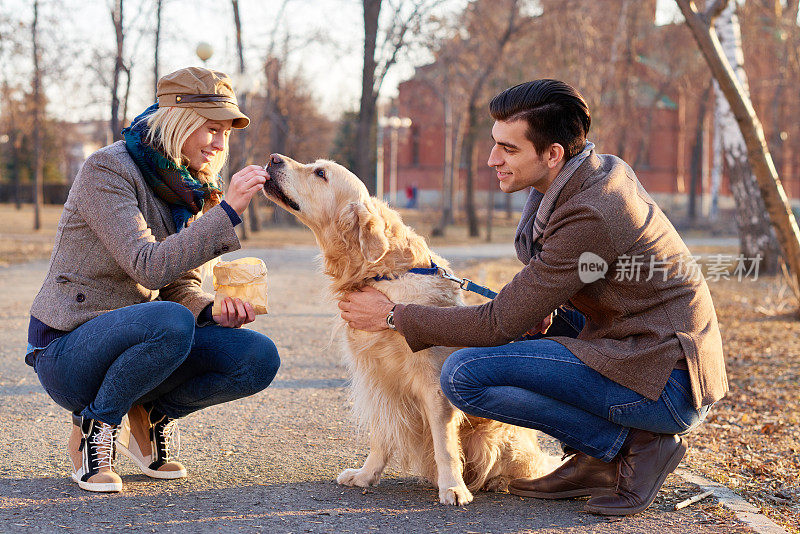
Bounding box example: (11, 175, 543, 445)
(378, 115, 412, 206)
(196, 42, 213, 64)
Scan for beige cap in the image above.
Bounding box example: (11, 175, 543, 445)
(156, 67, 250, 128)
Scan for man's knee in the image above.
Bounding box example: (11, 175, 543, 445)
(440, 347, 482, 408)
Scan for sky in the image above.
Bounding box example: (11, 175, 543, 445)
(2, 0, 683, 123)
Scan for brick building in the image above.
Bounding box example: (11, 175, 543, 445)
(379, 74, 737, 212)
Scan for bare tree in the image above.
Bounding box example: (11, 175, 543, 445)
(676, 0, 800, 300)
(153, 0, 163, 98)
(229, 0, 256, 236)
(231, 0, 245, 73)
(109, 0, 128, 141)
(356, 0, 441, 194)
(31, 0, 43, 229)
(414, 48, 466, 235)
(458, 0, 526, 237)
(1, 83, 23, 209)
(710, 2, 780, 272)
(355, 0, 381, 193)
(688, 83, 712, 221)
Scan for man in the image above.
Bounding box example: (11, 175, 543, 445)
(339, 79, 727, 515)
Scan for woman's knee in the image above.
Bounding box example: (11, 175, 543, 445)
(149, 302, 195, 356)
(238, 334, 280, 393)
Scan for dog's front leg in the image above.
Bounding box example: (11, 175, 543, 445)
(423, 389, 473, 505)
(336, 441, 390, 488)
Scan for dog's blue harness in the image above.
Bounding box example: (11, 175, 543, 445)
(372, 260, 498, 299)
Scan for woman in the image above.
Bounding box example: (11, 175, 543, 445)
(26, 67, 280, 493)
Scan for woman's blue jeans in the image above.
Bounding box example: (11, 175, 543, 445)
(440, 308, 710, 462)
(33, 301, 280, 425)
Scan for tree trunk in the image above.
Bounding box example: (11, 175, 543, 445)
(231, 0, 256, 235)
(231, 0, 245, 74)
(463, 100, 480, 237)
(486, 188, 494, 242)
(355, 0, 380, 194)
(153, 0, 162, 98)
(32, 0, 44, 230)
(110, 0, 124, 141)
(434, 77, 454, 236)
(712, 3, 780, 273)
(121, 66, 132, 131)
(710, 86, 722, 220)
(265, 56, 295, 226)
(3, 83, 22, 209)
(465, 1, 521, 238)
(677, 0, 800, 300)
(689, 85, 711, 221)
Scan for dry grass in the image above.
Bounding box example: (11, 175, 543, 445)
(458, 257, 800, 533)
(0, 204, 64, 266)
(242, 205, 521, 249)
(0, 204, 520, 266)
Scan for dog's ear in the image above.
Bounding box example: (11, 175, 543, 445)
(344, 200, 389, 263)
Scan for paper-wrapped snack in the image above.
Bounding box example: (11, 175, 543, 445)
(211, 257, 268, 316)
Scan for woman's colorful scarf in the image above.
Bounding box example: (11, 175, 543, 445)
(122, 103, 223, 232)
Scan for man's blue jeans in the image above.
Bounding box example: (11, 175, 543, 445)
(439, 309, 710, 462)
(33, 301, 280, 425)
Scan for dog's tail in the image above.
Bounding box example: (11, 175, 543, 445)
(459, 417, 559, 492)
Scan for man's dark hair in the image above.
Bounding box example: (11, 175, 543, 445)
(489, 79, 591, 160)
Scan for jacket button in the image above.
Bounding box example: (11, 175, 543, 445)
(76, 293, 86, 303)
(221, 245, 229, 252)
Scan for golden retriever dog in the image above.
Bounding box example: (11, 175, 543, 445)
(261, 154, 555, 505)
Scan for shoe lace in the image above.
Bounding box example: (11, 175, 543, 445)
(90, 422, 118, 470)
(154, 419, 181, 462)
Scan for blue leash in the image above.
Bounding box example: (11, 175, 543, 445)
(373, 260, 565, 339)
(373, 260, 498, 299)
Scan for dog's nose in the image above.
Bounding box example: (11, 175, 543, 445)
(269, 154, 283, 166)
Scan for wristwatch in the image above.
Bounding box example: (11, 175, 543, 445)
(386, 305, 397, 330)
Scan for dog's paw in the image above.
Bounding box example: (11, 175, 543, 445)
(483, 475, 511, 492)
(439, 485, 473, 505)
(337, 468, 379, 487)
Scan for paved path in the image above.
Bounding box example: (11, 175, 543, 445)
(0, 244, 748, 533)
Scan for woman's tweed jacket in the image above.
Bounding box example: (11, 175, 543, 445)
(30, 140, 241, 331)
(395, 153, 727, 409)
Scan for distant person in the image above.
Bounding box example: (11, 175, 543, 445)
(338, 80, 727, 516)
(405, 185, 414, 208)
(404, 184, 418, 209)
(26, 67, 280, 493)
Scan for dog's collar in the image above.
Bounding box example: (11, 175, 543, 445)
(371, 260, 498, 299)
(372, 260, 441, 281)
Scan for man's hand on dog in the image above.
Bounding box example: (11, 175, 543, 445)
(339, 286, 395, 332)
(213, 297, 256, 328)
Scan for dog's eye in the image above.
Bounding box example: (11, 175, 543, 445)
(314, 169, 326, 180)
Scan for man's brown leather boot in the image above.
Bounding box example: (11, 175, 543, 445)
(509, 450, 618, 499)
(584, 429, 687, 515)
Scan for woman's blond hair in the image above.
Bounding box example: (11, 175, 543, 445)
(143, 106, 229, 179)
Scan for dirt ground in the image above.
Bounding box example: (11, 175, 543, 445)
(457, 257, 800, 534)
(3, 202, 798, 531)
